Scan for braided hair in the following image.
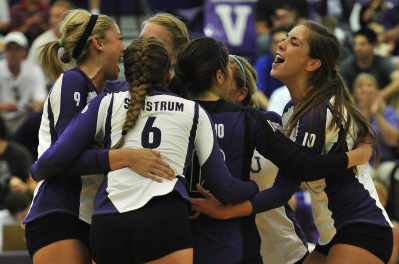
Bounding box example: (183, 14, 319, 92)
(112, 36, 170, 149)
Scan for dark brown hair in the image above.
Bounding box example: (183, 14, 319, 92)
(286, 20, 379, 163)
(169, 36, 229, 99)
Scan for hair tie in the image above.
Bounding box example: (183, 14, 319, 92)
(121, 130, 127, 136)
(58, 39, 63, 48)
(72, 14, 98, 59)
(229, 55, 246, 88)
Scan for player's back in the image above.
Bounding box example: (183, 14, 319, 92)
(93, 87, 207, 215)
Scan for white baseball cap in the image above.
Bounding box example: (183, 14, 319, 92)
(4, 32, 28, 49)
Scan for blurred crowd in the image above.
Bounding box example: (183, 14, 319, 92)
(1, 0, 399, 263)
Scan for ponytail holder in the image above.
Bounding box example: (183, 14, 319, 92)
(121, 130, 127, 136)
(58, 39, 63, 48)
(229, 55, 246, 88)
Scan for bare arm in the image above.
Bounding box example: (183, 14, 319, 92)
(362, 0, 384, 23)
(190, 184, 253, 220)
(384, 23, 399, 43)
(346, 141, 373, 168)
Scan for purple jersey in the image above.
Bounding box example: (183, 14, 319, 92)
(189, 100, 349, 264)
(24, 68, 108, 224)
(250, 98, 392, 246)
(29, 88, 259, 217)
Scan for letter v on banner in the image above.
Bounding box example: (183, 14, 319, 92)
(204, 0, 257, 61)
(215, 5, 251, 46)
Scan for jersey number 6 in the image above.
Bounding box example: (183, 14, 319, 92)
(141, 117, 161, 148)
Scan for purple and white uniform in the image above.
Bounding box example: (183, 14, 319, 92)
(29, 87, 260, 218)
(250, 98, 393, 246)
(250, 111, 308, 264)
(189, 100, 350, 264)
(24, 68, 108, 225)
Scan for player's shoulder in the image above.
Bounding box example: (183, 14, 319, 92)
(198, 99, 243, 114)
(63, 68, 85, 80)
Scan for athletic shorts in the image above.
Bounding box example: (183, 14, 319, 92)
(90, 191, 193, 264)
(314, 222, 393, 264)
(25, 212, 90, 258)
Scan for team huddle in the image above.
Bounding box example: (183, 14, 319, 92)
(22, 8, 393, 264)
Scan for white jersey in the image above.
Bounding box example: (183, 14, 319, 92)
(29, 87, 258, 217)
(25, 68, 103, 225)
(250, 112, 308, 264)
(282, 98, 392, 245)
(94, 90, 204, 213)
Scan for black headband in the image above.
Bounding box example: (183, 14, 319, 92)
(72, 14, 98, 59)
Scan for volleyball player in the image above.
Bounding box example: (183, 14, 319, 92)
(29, 36, 260, 263)
(169, 36, 372, 264)
(24, 10, 173, 264)
(191, 21, 393, 264)
(228, 54, 310, 264)
(31, 33, 372, 263)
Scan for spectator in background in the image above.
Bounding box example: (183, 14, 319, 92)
(0, 0, 10, 35)
(349, 0, 388, 32)
(381, 1, 399, 57)
(0, 191, 31, 252)
(27, 0, 74, 89)
(66, 0, 100, 14)
(353, 73, 399, 165)
(11, 109, 42, 160)
(254, 29, 286, 99)
(339, 27, 399, 109)
(0, 32, 47, 134)
(0, 116, 35, 210)
(267, 85, 290, 114)
(309, 0, 355, 32)
(318, 15, 353, 67)
(373, 162, 399, 222)
(255, 0, 308, 56)
(368, 21, 394, 58)
(10, 0, 50, 45)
